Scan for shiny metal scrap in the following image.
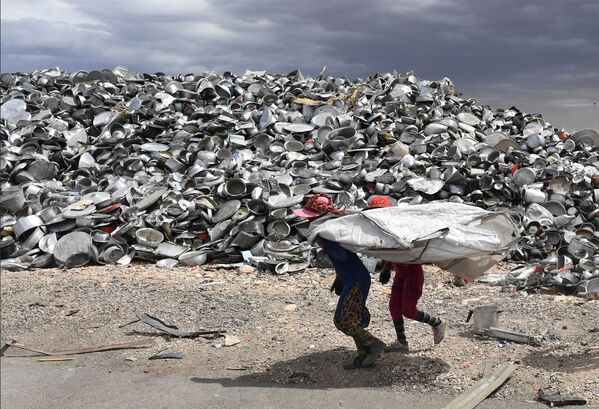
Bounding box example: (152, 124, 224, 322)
(0, 66, 597, 290)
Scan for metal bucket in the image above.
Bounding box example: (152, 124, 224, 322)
(466, 304, 501, 333)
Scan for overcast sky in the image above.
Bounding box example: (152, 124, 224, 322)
(2, 0, 598, 131)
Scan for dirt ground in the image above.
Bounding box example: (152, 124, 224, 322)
(1, 262, 598, 405)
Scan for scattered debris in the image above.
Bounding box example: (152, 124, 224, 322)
(483, 265, 599, 298)
(237, 265, 256, 274)
(284, 303, 297, 312)
(537, 390, 587, 407)
(200, 281, 226, 287)
(37, 356, 74, 362)
(486, 327, 542, 346)
(137, 313, 225, 338)
(148, 352, 184, 360)
(443, 362, 517, 409)
(81, 323, 104, 330)
(1, 264, 598, 403)
(223, 335, 241, 347)
(1, 339, 153, 357)
(203, 264, 244, 270)
(118, 318, 141, 328)
(464, 305, 544, 346)
(65, 309, 79, 316)
(496, 340, 507, 348)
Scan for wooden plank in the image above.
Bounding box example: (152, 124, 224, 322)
(37, 356, 74, 362)
(482, 361, 493, 379)
(54, 340, 153, 355)
(2, 340, 52, 356)
(3, 339, 153, 357)
(443, 363, 517, 409)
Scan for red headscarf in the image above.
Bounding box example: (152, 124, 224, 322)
(293, 193, 345, 218)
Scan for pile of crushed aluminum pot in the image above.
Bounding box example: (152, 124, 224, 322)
(1, 67, 598, 298)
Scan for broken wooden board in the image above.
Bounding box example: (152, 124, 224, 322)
(37, 356, 74, 362)
(443, 363, 517, 409)
(1, 339, 153, 357)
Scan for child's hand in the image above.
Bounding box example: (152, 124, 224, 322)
(378, 262, 392, 284)
(330, 276, 343, 296)
(379, 269, 391, 285)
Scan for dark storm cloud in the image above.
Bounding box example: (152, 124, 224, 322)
(1, 0, 598, 130)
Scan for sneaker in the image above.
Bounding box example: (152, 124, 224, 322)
(433, 320, 446, 345)
(343, 355, 365, 370)
(386, 339, 409, 352)
(362, 338, 386, 367)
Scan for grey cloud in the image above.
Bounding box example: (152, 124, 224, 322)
(1, 0, 598, 130)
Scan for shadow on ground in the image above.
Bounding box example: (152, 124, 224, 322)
(191, 347, 449, 389)
(522, 349, 599, 373)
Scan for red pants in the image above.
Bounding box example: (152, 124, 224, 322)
(389, 263, 424, 321)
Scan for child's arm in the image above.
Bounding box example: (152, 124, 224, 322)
(330, 275, 344, 295)
(379, 262, 392, 284)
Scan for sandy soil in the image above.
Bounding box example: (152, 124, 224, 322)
(1, 262, 598, 405)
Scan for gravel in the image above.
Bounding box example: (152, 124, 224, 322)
(1, 263, 598, 404)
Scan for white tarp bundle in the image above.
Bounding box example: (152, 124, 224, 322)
(308, 203, 521, 280)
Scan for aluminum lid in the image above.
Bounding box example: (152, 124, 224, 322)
(212, 200, 241, 223)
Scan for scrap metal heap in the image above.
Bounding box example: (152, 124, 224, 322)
(1, 67, 598, 297)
